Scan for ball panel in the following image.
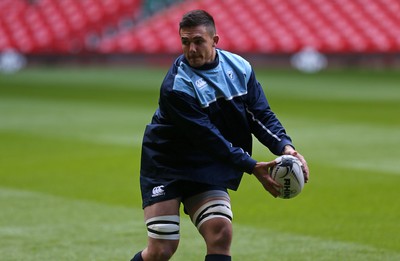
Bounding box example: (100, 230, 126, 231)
(270, 155, 304, 199)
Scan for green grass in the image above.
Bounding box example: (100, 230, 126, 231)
(1, 66, 399, 260)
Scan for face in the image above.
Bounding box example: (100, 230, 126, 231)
(180, 25, 219, 68)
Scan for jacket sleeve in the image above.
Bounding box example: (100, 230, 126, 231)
(161, 89, 257, 174)
(245, 70, 293, 155)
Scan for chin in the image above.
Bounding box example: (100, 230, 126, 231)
(192, 63, 205, 68)
(189, 61, 204, 68)
(187, 57, 204, 67)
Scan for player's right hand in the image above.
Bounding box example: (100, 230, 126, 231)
(252, 161, 282, 198)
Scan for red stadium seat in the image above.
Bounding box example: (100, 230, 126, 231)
(0, 0, 142, 54)
(1, 0, 399, 54)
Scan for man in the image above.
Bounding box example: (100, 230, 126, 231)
(131, 9, 309, 261)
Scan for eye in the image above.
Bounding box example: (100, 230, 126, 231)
(194, 39, 204, 45)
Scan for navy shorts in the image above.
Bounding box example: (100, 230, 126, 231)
(140, 176, 227, 209)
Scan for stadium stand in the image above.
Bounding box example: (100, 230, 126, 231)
(141, 0, 185, 17)
(99, 0, 400, 54)
(0, 0, 142, 53)
(0, 0, 399, 54)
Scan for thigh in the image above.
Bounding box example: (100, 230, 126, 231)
(141, 180, 181, 241)
(142, 199, 181, 258)
(183, 190, 232, 229)
(144, 198, 181, 220)
(140, 176, 183, 209)
(140, 176, 183, 247)
(183, 189, 233, 254)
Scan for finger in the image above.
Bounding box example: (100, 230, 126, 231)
(269, 176, 282, 188)
(265, 184, 281, 198)
(263, 160, 277, 168)
(257, 174, 281, 198)
(303, 166, 310, 183)
(300, 161, 310, 183)
(265, 175, 282, 197)
(263, 172, 282, 187)
(266, 161, 277, 173)
(291, 152, 310, 183)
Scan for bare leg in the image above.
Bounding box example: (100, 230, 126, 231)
(141, 198, 181, 261)
(184, 192, 233, 256)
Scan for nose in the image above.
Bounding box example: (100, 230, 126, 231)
(189, 42, 196, 53)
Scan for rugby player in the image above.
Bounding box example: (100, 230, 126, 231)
(130, 9, 309, 261)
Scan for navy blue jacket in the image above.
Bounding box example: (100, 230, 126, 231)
(140, 49, 293, 190)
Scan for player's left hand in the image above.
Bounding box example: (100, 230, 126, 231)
(283, 145, 309, 183)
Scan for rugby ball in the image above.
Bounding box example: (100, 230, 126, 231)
(270, 155, 304, 199)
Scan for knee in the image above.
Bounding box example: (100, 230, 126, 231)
(146, 248, 175, 261)
(203, 219, 233, 251)
(212, 220, 233, 247)
(145, 241, 178, 261)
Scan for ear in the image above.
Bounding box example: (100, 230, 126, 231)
(213, 34, 219, 47)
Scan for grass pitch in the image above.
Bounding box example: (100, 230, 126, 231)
(0, 66, 399, 260)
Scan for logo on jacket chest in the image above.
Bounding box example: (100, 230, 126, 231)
(226, 70, 234, 79)
(195, 78, 207, 89)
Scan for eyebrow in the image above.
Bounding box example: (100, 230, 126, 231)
(181, 36, 205, 41)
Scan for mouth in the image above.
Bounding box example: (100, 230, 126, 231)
(187, 55, 204, 67)
(189, 54, 202, 60)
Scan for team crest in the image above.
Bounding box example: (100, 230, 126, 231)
(227, 70, 234, 79)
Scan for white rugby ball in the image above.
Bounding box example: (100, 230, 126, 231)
(270, 155, 304, 199)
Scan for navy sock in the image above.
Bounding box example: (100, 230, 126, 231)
(130, 251, 143, 261)
(205, 254, 231, 261)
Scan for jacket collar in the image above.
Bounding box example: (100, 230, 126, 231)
(182, 50, 219, 70)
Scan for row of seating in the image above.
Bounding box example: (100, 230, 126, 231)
(99, 0, 400, 54)
(1, 0, 399, 54)
(0, 0, 141, 53)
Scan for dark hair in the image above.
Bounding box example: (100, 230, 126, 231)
(179, 10, 216, 35)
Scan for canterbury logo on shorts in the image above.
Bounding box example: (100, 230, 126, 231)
(152, 185, 165, 197)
